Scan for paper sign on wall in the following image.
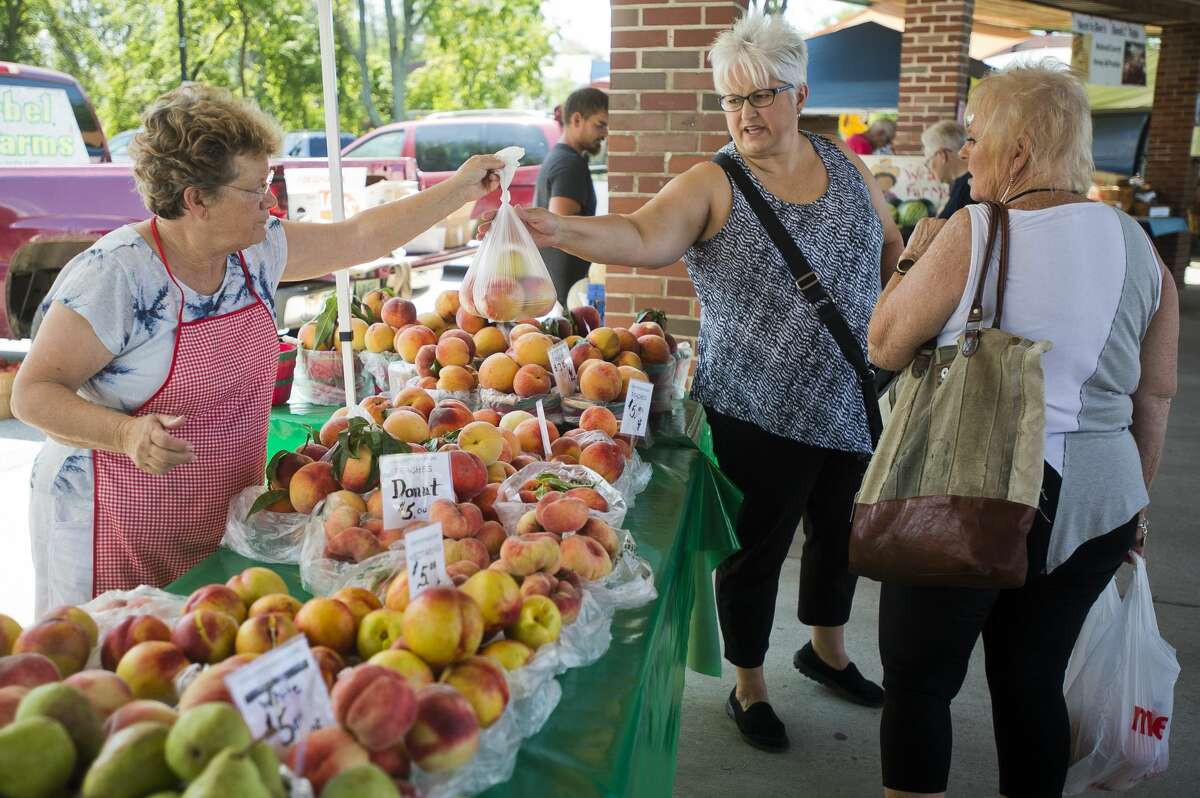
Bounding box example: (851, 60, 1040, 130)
(404, 522, 450, 600)
(225, 636, 335, 750)
(620, 379, 653, 438)
(379, 452, 455, 529)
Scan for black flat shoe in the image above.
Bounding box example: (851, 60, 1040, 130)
(725, 688, 790, 752)
(793, 642, 885, 708)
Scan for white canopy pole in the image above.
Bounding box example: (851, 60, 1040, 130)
(316, 0, 357, 409)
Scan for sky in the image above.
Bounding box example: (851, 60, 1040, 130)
(541, 0, 864, 55)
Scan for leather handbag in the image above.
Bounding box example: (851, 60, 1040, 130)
(849, 202, 1051, 588)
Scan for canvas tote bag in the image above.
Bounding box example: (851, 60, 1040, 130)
(849, 202, 1051, 588)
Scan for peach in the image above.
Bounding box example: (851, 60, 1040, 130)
(332, 664, 418, 751)
(226, 567, 289, 609)
(298, 441, 330, 461)
(290, 460, 340, 515)
(534, 495, 588, 534)
(392, 389, 433, 422)
(515, 509, 543, 536)
(62, 670, 133, 720)
(382, 408, 430, 444)
(508, 322, 539, 342)
(100, 615, 171, 671)
(299, 320, 330, 350)
(512, 332, 552, 368)
(581, 440, 626, 483)
(405, 684, 481, 772)
(435, 289, 460, 321)
(551, 581, 583, 625)
(487, 461, 517, 483)
(505, 595, 562, 649)
(567, 486, 609, 512)
(417, 375, 438, 389)
(512, 364, 551, 398)
(247, 594, 303, 623)
(519, 571, 556, 599)
(0, 653, 60, 690)
(234, 613, 299, 656)
(579, 406, 619, 437)
(319, 415, 350, 449)
(459, 570, 522, 635)
(115, 640, 188, 702)
(559, 534, 614, 581)
(449, 450, 488, 501)
(440, 655, 509, 729)
(471, 410, 500, 428)
(13, 619, 90, 677)
(286, 726, 370, 794)
(0, 614, 20, 657)
(458, 421, 504, 466)
(324, 505, 362, 541)
(172, 608, 239, 664)
(326, 526, 386, 563)
(473, 483, 501, 521)
(579, 360, 622, 403)
(478, 353, 519, 393)
(335, 317, 369, 352)
(581, 517, 621, 559)
(499, 428, 521, 457)
(331, 587, 382, 627)
(612, 349, 643, 372)
(637, 334, 672, 364)
(369, 649, 434, 689)
(475, 521, 507, 558)
(586, 327, 620, 360)
(445, 537, 490, 571)
(312, 646, 347, 691)
(176, 654, 254, 709)
(356, 608, 406, 660)
(102, 699, 178, 737)
(515, 417, 559, 456)
(456, 307, 488, 335)
(473, 326, 507, 358)
(381, 297, 418, 329)
(326, 489, 368, 515)
(429, 403, 474, 438)
(44, 606, 98, 648)
(614, 328, 640, 354)
(550, 436, 582, 461)
(296, 598, 357, 654)
(336, 440, 377, 494)
(400, 587, 484, 667)
(498, 409, 534, 433)
(428, 499, 480, 539)
(511, 454, 538, 470)
(435, 336, 472, 369)
(369, 741, 412, 781)
(446, 561, 480, 585)
(576, 358, 602, 382)
(629, 321, 665, 339)
(417, 311, 447, 334)
(480, 639, 533, 672)
(358, 394, 391, 425)
(570, 341, 603, 371)
(396, 325, 437, 363)
(0, 685, 28, 726)
(363, 288, 390, 321)
(499, 534, 561, 577)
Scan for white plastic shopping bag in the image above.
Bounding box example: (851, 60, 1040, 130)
(459, 146, 556, 321)
(1063, 555, 1179, 793)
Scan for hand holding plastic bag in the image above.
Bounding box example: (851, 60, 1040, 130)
(460, 147, 557, 321)
(1063, 555, 1179, 793)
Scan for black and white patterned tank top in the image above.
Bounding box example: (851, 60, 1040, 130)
(684, 134, 883, 454)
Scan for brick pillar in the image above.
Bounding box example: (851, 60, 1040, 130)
(894, 0, 974, 155)
(606, 0, 747, 346)
(1144, 23, 1200, 218)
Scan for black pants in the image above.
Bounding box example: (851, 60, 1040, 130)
(879, 464, 1138, 796)
(707, 406, 867, 669)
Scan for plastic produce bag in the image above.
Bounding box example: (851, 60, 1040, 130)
(459, 147, 556, 321)
(297, 513, 406, 596)
(221, 486, 309, 564)
(1063, 555, 1180, 793)
(493, 461, 628, 534)
(294, 347, 373, 406)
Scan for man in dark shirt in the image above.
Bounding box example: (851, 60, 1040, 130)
(921, 120, 975, 219)
(536, 87, 608, 308)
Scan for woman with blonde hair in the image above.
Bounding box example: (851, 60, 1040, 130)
(868, 63, 1177, 797)
(486, 13, 903, 751)
(14, 83, 502, 611)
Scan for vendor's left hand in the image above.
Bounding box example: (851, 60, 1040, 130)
(449, 154, 505, 202)
(898, 217, 948, 267)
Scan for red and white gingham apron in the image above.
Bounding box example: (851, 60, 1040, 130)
(91, 217, 277, 594)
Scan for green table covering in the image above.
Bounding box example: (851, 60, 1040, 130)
(172, 399, 741, 797)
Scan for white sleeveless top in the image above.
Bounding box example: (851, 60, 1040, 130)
(937, 202, 1161, 570)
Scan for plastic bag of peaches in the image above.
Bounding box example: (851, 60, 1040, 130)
(459, 147, 557, 322)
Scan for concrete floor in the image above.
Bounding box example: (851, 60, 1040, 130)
(674, 284, 1200, 797)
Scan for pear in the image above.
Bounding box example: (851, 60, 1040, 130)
(166, 703, 251, 781)
(248, 740, 286, 798)
(321, 763, 401, 798)
(83, 721, 178, 798)
(16, 682, 104, 774)
(182, 747, 270, 798)
(0, 716, 76, 798)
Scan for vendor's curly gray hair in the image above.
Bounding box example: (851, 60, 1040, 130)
(709, 13, 808, 96)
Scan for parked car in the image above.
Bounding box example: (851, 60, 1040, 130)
(0, 61, 109, 163)
(280, 130, 356, 158)
(107, 128, 141, 162)
(342, 110, 558, 216)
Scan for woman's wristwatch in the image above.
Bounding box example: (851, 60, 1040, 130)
(1136, 515, 1150, 544)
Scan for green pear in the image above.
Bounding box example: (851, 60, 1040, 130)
(321, 763, 401, 798)
(0, 716, 76, 798)
(166, 703, 251, 781)
(16, 682, 104, 773)
(182, 747, 270, 798)
(247, 740, 285, 798)
(82, 721, 178, 798)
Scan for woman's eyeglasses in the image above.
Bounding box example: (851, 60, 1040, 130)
(717, 84, 795, 112)
(222, 168, 276, 203)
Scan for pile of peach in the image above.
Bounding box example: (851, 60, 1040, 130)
(564, 320, 676, 405)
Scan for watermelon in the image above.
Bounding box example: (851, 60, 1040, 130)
(897, 200, 931, 227)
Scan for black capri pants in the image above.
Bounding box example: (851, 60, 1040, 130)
(706, 406, 868, 669)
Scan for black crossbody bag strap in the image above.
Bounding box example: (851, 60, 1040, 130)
(714, 151, 882, 446)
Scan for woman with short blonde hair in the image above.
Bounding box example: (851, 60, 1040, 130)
(868, 63, 1177, 797)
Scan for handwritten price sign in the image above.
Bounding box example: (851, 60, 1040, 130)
(226, 636, 335, 751)
(547, 341, 577, 395)
(379, 452, 455, 530)
(620, 379, 654, 438)
(404, 522, 450, 600)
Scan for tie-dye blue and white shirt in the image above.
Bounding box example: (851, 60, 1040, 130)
(29, 218, 288, 518)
